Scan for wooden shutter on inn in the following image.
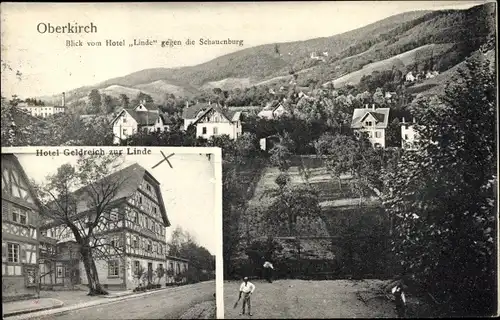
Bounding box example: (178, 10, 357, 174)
(2, 201, 9, 221)
(2, 242, 7, 262)
(21, 246, 26, 263)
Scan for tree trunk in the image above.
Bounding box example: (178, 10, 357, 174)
(80, 248, 108, 296)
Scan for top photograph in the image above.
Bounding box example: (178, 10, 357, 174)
(1, 1, 498, 319)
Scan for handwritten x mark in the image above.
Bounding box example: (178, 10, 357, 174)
(152, 151, 174, 169)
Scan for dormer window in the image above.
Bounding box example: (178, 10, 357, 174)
(365, 121, 373, 126)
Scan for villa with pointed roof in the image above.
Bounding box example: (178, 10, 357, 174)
(189, 103, 243, 140)
(39, 163, 172, 290)
(111, 101, 172, 144)
(351, 105, 390, 148)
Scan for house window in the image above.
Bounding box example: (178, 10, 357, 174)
(375, 131, 381, 138)
(153, 207, 157, 214)
(108, 260, 119, 276)
(159, 245, 163, 255)
(134, 211, 139, 224)
(56, 266, 64, 278)
(404, 134, 408, 140)
(7, 243, 20, 263)
(202, 127, 207, 134)
(213, 127, 218, 135)
(110, 211, 119, 221)
(132, 235, 138, 249)
(12, 206, 27, 225)
(122, 129, 127, 135)
(134, 261, 140, 275)
(123, 116, 127, 123)
(147, 240, 152, 252)
(139, 196, 142, 205)
(146, 184, 151, 192)
(365, 121, 373, 126)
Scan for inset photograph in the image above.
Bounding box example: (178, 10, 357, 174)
(2, 147, 220, 319)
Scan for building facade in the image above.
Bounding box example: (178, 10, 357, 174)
(257, 101, 287, 120)
(111, 102, 172, 144)
(40, 163, 171, 290)
(1, 155, 41, 301)
(192, 105, 242, 140)
(401, 118, 419, 150)
(350, 105, 390, 148)
(17, 93, 66, 118)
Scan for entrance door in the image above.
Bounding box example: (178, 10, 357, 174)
(147, 263, 153, 283)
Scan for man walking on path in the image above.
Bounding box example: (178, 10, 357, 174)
(239, 276, 255, 316)
(263, 258, 274, 283)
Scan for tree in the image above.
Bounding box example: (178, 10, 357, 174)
(88, 89, 101, 112)
(34, 154, 133, 296)
(119, 94, 130, 108)
(154, 264, 165, 285)
(134, 264, 146, 287)
(102, 94, 115, 114)
(264, 184, 321, 236)
(373, 87, 385, 106)
(386, 118, 401, 147)
(269, 132, 294, 172)
(383, 54, 496, 316)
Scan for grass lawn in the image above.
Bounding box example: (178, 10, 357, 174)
(224, 279, 396, 318)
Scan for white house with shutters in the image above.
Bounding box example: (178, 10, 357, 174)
(191, 105, 243, 140)
(350, 105, 391, 148)
(111, 101, 172, 144)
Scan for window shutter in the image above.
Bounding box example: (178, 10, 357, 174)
(2, 243, 7, 262)
(2, 201, 9, 220)
(21, 246, 26, 263)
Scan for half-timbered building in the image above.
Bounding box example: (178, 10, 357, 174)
(1, 154, 41, 301)
(40, 163, 171, 290)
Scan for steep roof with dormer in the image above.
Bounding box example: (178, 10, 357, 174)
(350, 107, 390, 129)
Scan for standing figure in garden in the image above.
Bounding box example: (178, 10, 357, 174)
(392, 284, 407, 318)
(263, 258, 274, 283)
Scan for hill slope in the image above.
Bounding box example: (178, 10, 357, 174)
(40, 3, 495, 105)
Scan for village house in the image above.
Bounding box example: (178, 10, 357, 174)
(350, 104, 391, 148)
(165, 256, 189, 284)
(425, 70, 440, 79)
(181, 102, 211, 131)
(401, 117, 420, 150)
(17, 93, 66, 118)
(191, 104, 243, 140)
(40, 163, 171, 290)
(405, 71, 416, 82)
(257, 100, 288, 120)
(2, 155, 42, 301)
(111, 101, 172, 144)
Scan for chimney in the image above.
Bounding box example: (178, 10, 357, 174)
(62, 92, 66, 107)
(365, 104, 369, 109)
(185, 101, 189, 109)
(372, 104, 375, 110)
(402, 117, 406, 123)
(141, 99, 146, 104)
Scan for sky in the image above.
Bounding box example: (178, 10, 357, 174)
(15, 147, 220, 255)
(0, 1, 487, 99)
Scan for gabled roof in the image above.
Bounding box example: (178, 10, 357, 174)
(192, 105, 241, 125)
(111, 109, 163, 126)
(351, 107, 390, 129)
(258, 100, 286, 119)
(134, 102, 157, 111)
(43, 163, 170, 228)
(1, 154, 43, 211)
(182, 102, 212, 119)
